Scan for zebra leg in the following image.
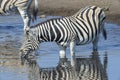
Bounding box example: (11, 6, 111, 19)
(58, 45, 66, 58)
(58, 45, 68, 66)
(92, 37, 99, 52)
(17, 7, 31, 31)
(70, 41, 76, 67)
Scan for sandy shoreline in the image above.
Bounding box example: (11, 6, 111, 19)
(37, 0, 120, 25)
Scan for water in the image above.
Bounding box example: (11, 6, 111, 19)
(0, 15, 120, 80)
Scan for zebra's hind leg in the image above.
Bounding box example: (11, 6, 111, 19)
(92, 37, 99, 52)
(70, 41, 76, 67)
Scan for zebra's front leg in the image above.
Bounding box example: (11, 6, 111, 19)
(92, 37, 99, 52)
(59, 45, 66, 58)
(70, 41, 76, 67)
(17, 8, 31, 31)
(58, 45, 67, 66)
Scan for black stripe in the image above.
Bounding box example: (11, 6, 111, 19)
(49, 20, 56, 41)
(57, 18, 68, 42)
(75, 18, 88, 35)
(64, 17, 74, 33)
(81, 63, 86, 77)
(59, 18, 69, 42)
(86, 8, 94, 42)
(46, 22, 51, 41)
(72, 21, 85, 43)
(40, 25, 47, 42)
(43, 23, 49, 41)
(56, 19, 65, 43)
(3, 0, 10, 13)
(52, 19, 61, 42)
(0, 0, 3, 7)
(74, 21, 87, 42)
(65, 17, 75, 40)
(92, 63, 96, 79)
(62, 18, 73, 40)
(98, 9, 103, 33)
(12, 0, 17, 5)
(92, 7, 98, 38)
(16, 1, 28, 5)
(80, 7, 90, 20)
(8, 0, 15, 12)
(76, 17, 89, 35)
(48, 20, 52, 41)
(101, 16, 106, 24)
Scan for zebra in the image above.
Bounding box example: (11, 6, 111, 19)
(27, 52, 108, 80)
(20, 6, 107, 66)
(0, 0, 38, 30)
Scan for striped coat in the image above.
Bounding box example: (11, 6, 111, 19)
(20, 6, 107, 66)
(0, 0, 38, 30)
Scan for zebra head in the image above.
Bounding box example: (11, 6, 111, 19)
(20, 29, 39, 60)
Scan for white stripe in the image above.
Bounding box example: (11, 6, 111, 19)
(50, 20, 57, 41)
(54, 20, 63, 42)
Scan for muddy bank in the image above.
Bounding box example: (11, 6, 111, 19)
(37, 0, 120, 25)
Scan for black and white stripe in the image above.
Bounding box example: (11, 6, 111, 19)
(0, 0, 38, 30)
(28, 52, 108, 80)
(76, 52, 108, 80)
(20, 6, 107, 66)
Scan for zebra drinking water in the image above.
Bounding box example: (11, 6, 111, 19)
(20, 6, 107, 66)
(0, 0, 38, 30)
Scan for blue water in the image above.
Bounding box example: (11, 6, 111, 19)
(0, 15, 120, 80)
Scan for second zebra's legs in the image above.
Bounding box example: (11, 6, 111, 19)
(17, 7, 31, 31)
(92, 37, 99, 52)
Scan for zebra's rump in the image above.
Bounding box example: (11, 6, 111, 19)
(74, 31, 96, 46)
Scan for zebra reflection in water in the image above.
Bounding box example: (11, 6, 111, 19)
(27, 52, 108, 80)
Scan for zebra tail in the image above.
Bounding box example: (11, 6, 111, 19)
(32, 0, 38, 21)
(102, 7, 109, 12)
(102, 28, 107, 40)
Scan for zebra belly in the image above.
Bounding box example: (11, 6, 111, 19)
(75, 34, 95, 45)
